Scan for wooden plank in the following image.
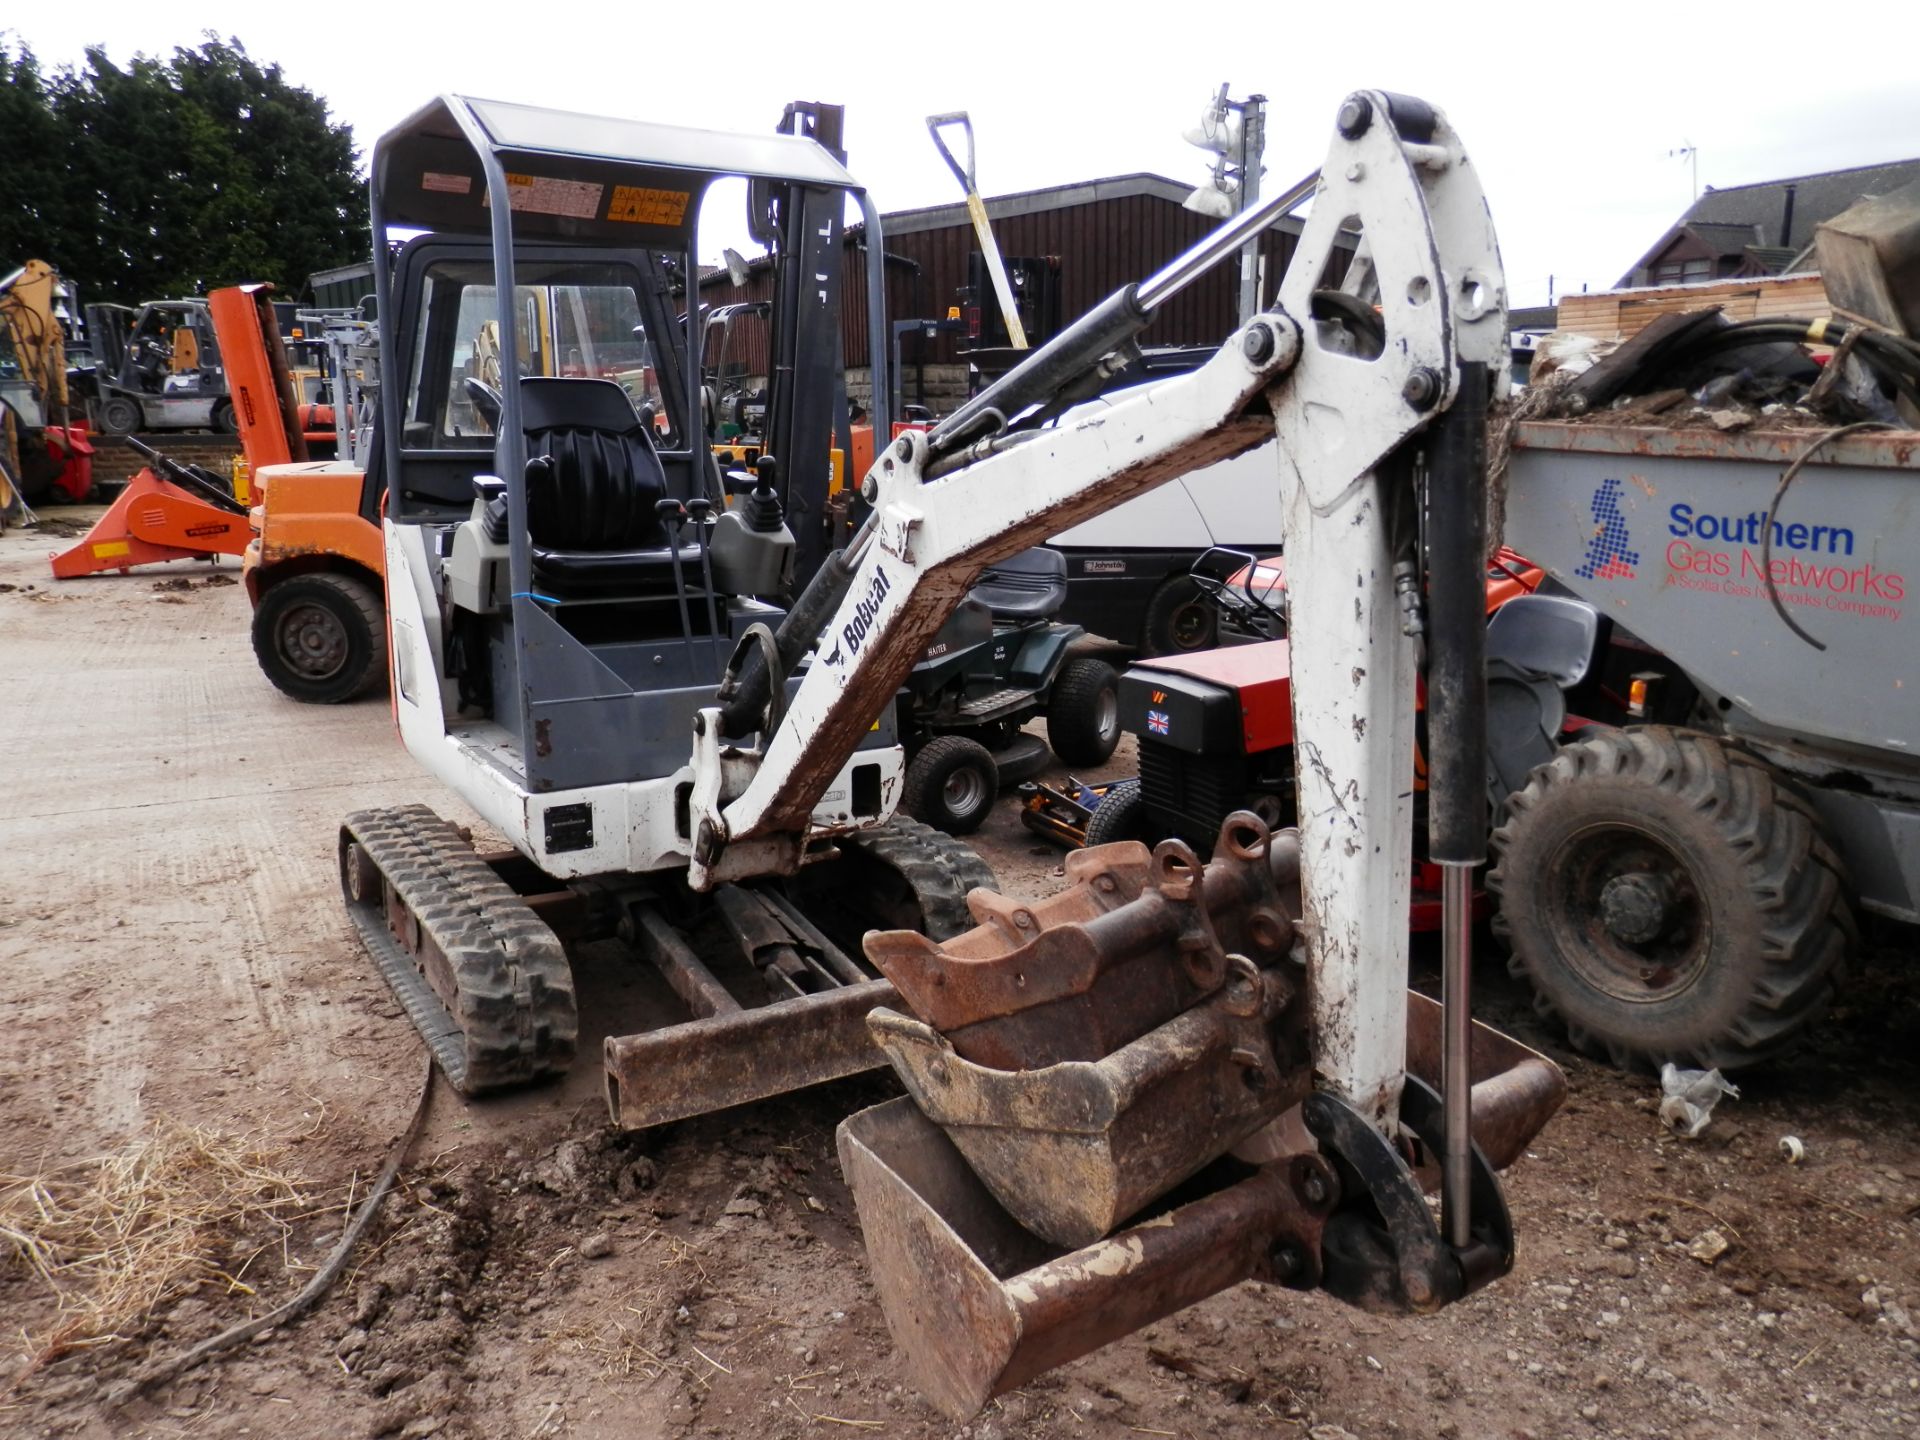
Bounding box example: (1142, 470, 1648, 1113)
(1558, 273, 1828, 339)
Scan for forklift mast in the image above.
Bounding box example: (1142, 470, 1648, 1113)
(754, 101, 855, 586)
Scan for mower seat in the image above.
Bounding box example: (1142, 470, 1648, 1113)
(968, 547, 1068, 623)
(520, 377, 696, 593)
(1485, 594, 1602, 809)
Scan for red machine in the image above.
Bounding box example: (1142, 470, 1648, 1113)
(1079, 550, 1552, 930)
(48, 436, 250, 578)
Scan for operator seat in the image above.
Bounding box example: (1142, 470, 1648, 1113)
(967, 547, 1068, 624)
(517, 377, 698, 593)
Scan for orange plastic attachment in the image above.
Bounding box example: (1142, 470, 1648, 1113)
(49, 468, 251, 578)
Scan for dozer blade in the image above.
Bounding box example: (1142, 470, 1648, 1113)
(604, 978, 895, 1131)
(601, 816, 998, 1131)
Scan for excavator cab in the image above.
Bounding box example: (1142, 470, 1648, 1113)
(371, 96, 896, 814)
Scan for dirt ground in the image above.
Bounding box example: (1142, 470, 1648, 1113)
(3, 506, 1917, 1440)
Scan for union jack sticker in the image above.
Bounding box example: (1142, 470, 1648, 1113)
(1147, 709, 1170, 736)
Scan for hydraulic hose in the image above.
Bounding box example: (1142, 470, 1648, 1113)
(716, 520, 874, 738)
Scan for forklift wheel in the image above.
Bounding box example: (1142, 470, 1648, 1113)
(1045, 657, 1122, 766)
(252, 572, 389, 704)
(904, 735, 1000, 836)
(99, 397, 143, 437)
(210, 399, 237, 434)
(1083, 779, 1151, 848)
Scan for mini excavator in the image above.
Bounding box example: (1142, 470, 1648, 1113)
(340, 90, 1565, 1407)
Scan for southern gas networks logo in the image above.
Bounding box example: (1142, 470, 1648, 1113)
(1576, 477, 1641, 581)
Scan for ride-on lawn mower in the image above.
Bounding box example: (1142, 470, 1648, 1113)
(898, 545, 1120, 833)
(1076, 550, 1592, 928)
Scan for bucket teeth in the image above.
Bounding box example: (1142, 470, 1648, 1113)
(864, 814, 1300, 1071)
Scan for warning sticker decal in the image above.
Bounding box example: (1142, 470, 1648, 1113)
(484, 174, 606, 219)
(607, 186, 691, 226)
(421, 171, 473, 195)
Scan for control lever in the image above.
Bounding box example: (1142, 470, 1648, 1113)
(655, 498, 695, 648)
(685, 498, 726, 666)
(741, 454, 783, 534)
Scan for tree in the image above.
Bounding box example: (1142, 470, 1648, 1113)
(0, 33, 367, 304)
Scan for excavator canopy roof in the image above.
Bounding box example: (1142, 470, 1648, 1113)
(372, 93, 862, 248)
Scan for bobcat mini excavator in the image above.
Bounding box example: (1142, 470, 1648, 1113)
(341, 91, 1565, 1403)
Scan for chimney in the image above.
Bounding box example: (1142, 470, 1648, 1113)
(1780, 183, 1798, 247)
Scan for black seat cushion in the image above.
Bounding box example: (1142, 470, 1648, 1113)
(531, 541, 705, 594)
(521, 377, 668, 552)
(969, 546, 1068, 623)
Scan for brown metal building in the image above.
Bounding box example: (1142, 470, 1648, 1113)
(699, 172, 1320, 408)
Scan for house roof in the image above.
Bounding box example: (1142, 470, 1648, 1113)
(1619, 156, 1920, 283)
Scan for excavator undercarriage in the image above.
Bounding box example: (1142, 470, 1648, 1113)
(341, 803, 994, 1126)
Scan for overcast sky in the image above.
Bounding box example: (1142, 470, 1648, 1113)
(9, 2, 1920, 309)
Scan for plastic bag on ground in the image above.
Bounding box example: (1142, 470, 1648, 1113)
(1658, 1063, 1740, 1138)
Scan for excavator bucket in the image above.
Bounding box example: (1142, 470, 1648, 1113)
(840, 816, 1566, 1419)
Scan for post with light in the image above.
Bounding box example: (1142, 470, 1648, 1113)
(1182, 85, 1268, 324)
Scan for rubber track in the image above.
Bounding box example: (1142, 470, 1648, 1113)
(842, 815, 998, 941)
(1488, 726, 1854, 1071)
(341, 804, 577, 1094)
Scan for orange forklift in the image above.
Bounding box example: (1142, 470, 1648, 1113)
(208, 283, 389, 702)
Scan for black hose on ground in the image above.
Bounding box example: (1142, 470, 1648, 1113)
(108, 1054, 437, 1405)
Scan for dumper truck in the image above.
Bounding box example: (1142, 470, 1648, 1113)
(1494, 418, 1916, 1070)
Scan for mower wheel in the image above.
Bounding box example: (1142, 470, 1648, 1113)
(1141, 574, 1217, 656)
(1489, 726, 1854, 1072)
(904, 735, 1000, 835)
(1045, 657, 1121, 766)
(253, 571, 389, 704)
(99, 396, 143, 437)
(1084, 779, 1152, 848)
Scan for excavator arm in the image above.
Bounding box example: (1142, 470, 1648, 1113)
(688, 90, 1506, 1120)
(682, 94, 1560, 1417)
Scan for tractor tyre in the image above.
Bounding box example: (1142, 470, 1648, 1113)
(99, 396, 143, 437)
(253, 571, 389, 704)
(1084, 779, 1153, 849)
(1488, 726, 1853, 1072)
(903, 735, 1000, 836)
(1045, 657, 1121, 766)
(1141, 574, 1217, 656)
